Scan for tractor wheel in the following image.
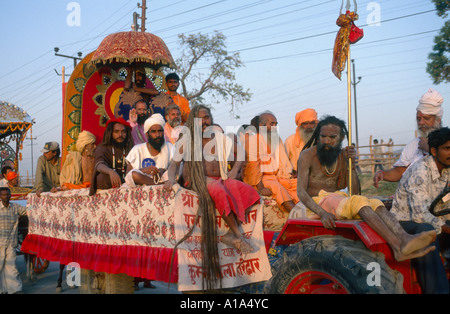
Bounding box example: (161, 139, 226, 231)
(79, 269, 134, 294)
(265, 235, 404, 294)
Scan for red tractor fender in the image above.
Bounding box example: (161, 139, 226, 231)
(274, 218, 386, 248)
(270, 218, 422, 294)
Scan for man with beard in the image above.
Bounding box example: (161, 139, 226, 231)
(284, 108, 318, 173)
(125, 113, 173, 187)
(165, 73, 190, 124)
(164, 104, 182, 145)
(117, 66, 159, 121)
(57, 130, 97, 191)
(243, 111, 298, 213)
(32, 142, 61, 194)
(89, 118, 133, 195)
(374, 88, 444, 187)
(295, 115, 437, 262)
(129, 99, 151, 145)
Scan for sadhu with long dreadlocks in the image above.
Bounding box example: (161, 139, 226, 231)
(293, 115, 436, 262)
(164, 104, 260, 290)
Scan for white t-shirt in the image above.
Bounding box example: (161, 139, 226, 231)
(393, 138, 427, 168)
(126, 142, 174, 171)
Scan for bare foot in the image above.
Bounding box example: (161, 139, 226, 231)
(400, 230, 436, 256)
(394, 245, 436, 262)
(220, 232, 254, 254)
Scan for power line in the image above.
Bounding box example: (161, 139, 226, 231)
(231, 9, 437, 53)
(242, 29, 439, 63)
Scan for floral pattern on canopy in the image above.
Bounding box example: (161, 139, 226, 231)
(90, 31, 176, 69)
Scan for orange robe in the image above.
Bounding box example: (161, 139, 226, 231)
(243, 134, 298, 209)
(166, 92, 190, 123)
(285, 108, 318, 171)
(284, 134, 305, 172)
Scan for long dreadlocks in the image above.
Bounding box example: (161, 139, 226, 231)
(184, 104, 222, 291)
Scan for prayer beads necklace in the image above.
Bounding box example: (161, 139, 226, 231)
(112, 147, 126, 180)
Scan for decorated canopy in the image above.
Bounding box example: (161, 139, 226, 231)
(90, 31, 176, 69)
(0, 101, 33, 170)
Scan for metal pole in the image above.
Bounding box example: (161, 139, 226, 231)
(140, 0, 147, 32)
(351, 59, 361, 148)
(26, 125, 36, 179)
(347, 50, 352, 196)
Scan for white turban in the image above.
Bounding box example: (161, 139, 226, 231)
(144, 113, 166, 134)
(76, 131, 96, 153)
(416, 88, 444, 117)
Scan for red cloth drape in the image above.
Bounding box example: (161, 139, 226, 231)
(21, 234, 178, 283)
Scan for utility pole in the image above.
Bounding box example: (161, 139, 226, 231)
(54, 48, 83, 68)
(137, 0, 147, 32)
(132, 12, 140, 31)
(26, 122, 37, 180)
(351, 59, 362, 148)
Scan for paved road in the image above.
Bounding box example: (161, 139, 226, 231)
(16, 253, 181, 294)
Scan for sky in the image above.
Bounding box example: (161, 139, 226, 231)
(0, 0, 449, 178)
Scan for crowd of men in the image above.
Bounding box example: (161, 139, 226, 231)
(0, 73, 448, 294)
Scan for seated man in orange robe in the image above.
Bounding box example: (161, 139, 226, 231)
(243, 111, 298, 213)
(57, 130, 96, 191)
(284, 108, 318, 173)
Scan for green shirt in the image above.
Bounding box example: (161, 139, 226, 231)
(32, 155, 61, 192)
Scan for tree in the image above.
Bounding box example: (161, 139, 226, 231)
(172, 31, 252, 116)
(426, 0, 450, 84)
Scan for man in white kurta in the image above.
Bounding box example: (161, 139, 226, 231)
(373, 88, 444, 187)
(125, 113, 174, 187)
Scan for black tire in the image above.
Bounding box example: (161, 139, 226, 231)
(264, 235, 404, 294)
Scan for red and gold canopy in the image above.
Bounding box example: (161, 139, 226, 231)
(90, 31, 176, 69)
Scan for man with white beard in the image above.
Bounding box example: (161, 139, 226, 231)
(129, 99, 151, 145)
(164, 104, 183, 145)
(243, 111, 299, 213)
(284, 108, 318, 173)
(374, 88, 444, 187)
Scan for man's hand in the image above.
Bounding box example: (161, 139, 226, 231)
(373, 170, 385, 188)
(344, 145, 357, 159)
(258, 187, 272, 196)
(418, 137, 429, 152)
(50, 187, 61, 193)
(320, 212, 337, 230)
(109, 170, 122, 188)
(142, 166, 159, 176)
(129, 109, 137, 124)
(164, 179, 176, 192)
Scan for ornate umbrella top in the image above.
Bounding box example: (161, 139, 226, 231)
(90, 31, 176, 69)
(0, 101, 33, 143)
